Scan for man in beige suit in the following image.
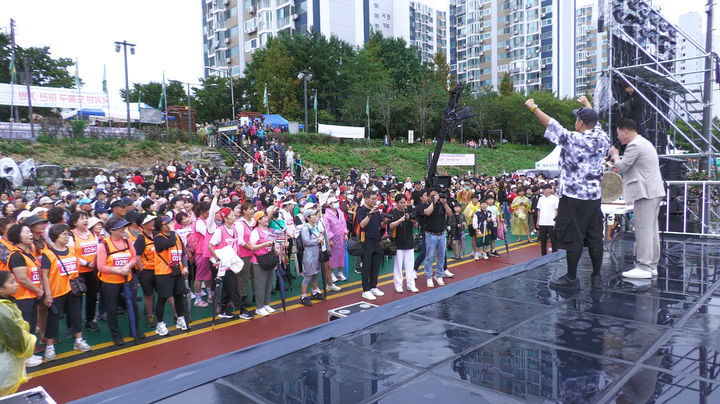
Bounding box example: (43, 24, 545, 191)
(609, 118, 665, 279)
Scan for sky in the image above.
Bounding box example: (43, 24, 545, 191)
(1, 0, 712, 108)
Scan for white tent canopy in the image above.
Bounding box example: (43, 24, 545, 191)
(535, 145, 561, 171)
(62, 103, 163, 123)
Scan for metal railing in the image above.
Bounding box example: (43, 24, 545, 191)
(217, 132, 283, 178)
(663, 180, 720, 237)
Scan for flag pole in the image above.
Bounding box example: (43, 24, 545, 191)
(162, 71, 169, 132)
(9, 18, 16, 138)
(75, 59, 82, 120)
(366, 95, 370, 145)
(103, 64, 111, 127)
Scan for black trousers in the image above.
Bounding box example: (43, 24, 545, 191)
(46, 293, 82, 339)
(555, 196, 603, 278)
(361, 241, 382, 292)
(538, 225, 558, 256)
(101, 279, 139, 339)
(220, 270, 243, 311)
(413, 234, 426, 272)
(15, 298, 38, 334)
(155, 274, 185, 322)
(80, 271, 99, 322)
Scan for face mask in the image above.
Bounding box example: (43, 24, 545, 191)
(332, 202, 340, 209)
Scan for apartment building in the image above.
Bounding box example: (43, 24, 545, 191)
(575, 1, 607, 96)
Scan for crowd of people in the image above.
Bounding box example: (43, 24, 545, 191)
(0, 133, 566, 396)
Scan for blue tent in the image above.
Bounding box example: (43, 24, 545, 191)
(62, 108, 106, 120)
(261, 114, 289, 130)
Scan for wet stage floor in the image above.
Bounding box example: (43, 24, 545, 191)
(105, 235, 720, 403)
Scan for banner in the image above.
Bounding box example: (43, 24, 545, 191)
(140, 108, 162, 124)
(408, 130, 414, 144)
(0, 83, 108, 109)
(432, 153, 476, 166)
(318, 123, 365, 139)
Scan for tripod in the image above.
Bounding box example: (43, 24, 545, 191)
(24, 168, 42, 199)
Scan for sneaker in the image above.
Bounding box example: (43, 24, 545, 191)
(651, 269, 658, 277)
(25, 355, 43, 368)
(482, 252, 489, 260)
(156, 321, 169, 336)
(426, 278, 434, 288)
(113, 336, 125, 346)
(146, 315, 157, 328)
(362, 291, 377, 300)
(95, 313, 107, 322)
(331, 273, 338, 283)
(354, 266, 362, 274)
(238, 311, 254, 320)
(299, 296, 313, 306)
(74, 339, 92, 352)
(443, 270, 455, 278)
(408, 286, 420, 293)
(255, 307, 269, 316)
(413, 272, 417, 279)
(218, 311, 235, 319)
(336, 273, 347, 281)
(591, 275, 603, 289)
(435, 277, 445, 286)
(395, 287, 404, 293)
(490, 250, 501, 257)
(327, 284, 342, 292)
(85, 320, 101, 332)
(474, 252, 480, 261)
(549, 275, 581, 290)
(622, 267, 652, 279)
(371, 288, 385, 296)
(194, 299, 209, 308)
(311, 292, 325, 301)
(264, 305, 276, 313)
(176, 316, 188, 331)
(44, 345, 57, 361)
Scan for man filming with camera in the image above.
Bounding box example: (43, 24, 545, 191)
(422, 188, 453, 288)
(355, 190, 387, 301)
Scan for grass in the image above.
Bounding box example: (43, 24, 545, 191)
(289, 141, 554, 179)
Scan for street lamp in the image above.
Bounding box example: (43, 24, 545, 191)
(114, 40, 136, 138)
(298, 70, 312, 132)
(206, 66, 235, 119)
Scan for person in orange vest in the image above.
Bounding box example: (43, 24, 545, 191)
(134, 213, 158, 328)
(40, 224, 92, 361)
(67, 212, 101, 333)
(152, 216, 188, 336)
(5, 223, 44, 368)
(96, 217, 140, 346)
(0, 217, 16, 273)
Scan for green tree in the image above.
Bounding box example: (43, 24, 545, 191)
(408, 52, 449, 142)
(120, 80, 187, 108)
(368, 31, 424, 88)
(191, 75, 232, 123)
(244, 37, 300, 118)
(498, 72, 514, 96)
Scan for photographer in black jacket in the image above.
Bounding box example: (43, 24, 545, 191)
(389, 195, 418, 293)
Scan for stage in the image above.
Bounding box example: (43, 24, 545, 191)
(74, 234, 719, 403)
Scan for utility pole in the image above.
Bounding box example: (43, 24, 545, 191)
(23, 57, 34, 138)
(114, 40, 136, 139)
(187, 82, 192, 133)
(9, 19, 16, 138)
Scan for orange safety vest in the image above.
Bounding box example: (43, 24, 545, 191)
(124, 229, 138, 244)
(153, 233, 183, 276)
(0, 237, 13, 272)
(98, 238, 133, 284)
(138, 233, 155, 271)
(71, 230, 98, 274)
(43, 248, 78, 298)
(9, 248, 41, 300)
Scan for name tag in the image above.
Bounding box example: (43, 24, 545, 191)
(29, 266, 40, 284)
(61, 258, 78, 275)
(81, 242, 97, 256)
(170, 249, 182, 263)
(113, 252, 131, 267)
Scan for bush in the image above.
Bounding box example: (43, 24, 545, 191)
(70, 119, 86, 138)
(0, 140, 33, 155)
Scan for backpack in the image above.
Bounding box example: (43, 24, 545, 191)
(186, 219, 203, 255)
(294, 224, 305, 253)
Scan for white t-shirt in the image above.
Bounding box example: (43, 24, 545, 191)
(94, 174, 108, 189)
(209, 225, 234, 246)
(244, 162, 254, 175)
(536, 194, 559, 226)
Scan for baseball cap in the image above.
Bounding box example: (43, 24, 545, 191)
(78, 198, 92, 206)
(140, 213, 156, 226)
(572, 108, 598, 126)
(124, 210, 140, 225)
(23, 214, 47, 227)
(108, 218, 130, 231)
(120, 197, 134, 206)
(39, 196, 53, 205)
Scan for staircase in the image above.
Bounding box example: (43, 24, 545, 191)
(216, 132, 283, 178)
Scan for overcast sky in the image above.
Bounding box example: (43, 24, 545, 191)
(1, 0, 712, 107)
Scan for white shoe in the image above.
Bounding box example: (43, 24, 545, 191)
(443, 270, 454, 278)
(264, 305, 276, 313)
(622, 267, 652, 279)
(327, 283, 342, 292)
(413, 272, 417, 279)
(331, 273, 338, 283)
(176, 316, 188, 331)
(74, 339, 92, 352)
(362, 291, 377, 300)
(651, 269, 658, 277)
(371, 288, 385, 296)
(435, 276, 445, 286)
(474, 252, 480, 261)
(255, 307, 269, 316)
(26, 355, 43, 368)
(408, 286, 419, 293)
(426, 278, 434, 288)
(482, 252, 489, 260)
(156, 321, 169, 336)
(336, 273, 347, 281)
(395, 287, 403, 293)
(45, 345, 57, 361)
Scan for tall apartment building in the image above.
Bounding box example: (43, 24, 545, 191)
(449, 0, 576, 97)
(575, 1, 607, 96)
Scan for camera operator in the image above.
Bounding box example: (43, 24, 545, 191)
(355, 190, 387, 301)
(412, 190, 429, 273)
(389, 195, 418, 293)
(620, 82, 645, 137)
(422, 189, 452, 288)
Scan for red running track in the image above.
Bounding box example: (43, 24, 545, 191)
(22, 243, 540, 402)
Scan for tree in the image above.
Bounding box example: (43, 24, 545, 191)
(191, 75, 232, 123)
(498, 72, 514, 96)
(243, 37, 300, 118)
(368, 31, 424, 88)
(120, 80, 187, 108)
(408, 52, 449, 141)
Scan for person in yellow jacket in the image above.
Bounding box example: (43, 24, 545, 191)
(462, 193, 481, 260)
(0, 271, 38, 396)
